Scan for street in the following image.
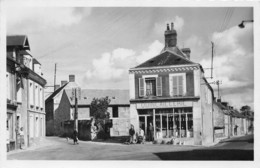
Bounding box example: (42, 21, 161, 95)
(7, 135, 253, 160)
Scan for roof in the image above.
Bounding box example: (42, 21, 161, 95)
(45, 83, 69, 102)
(33, 58, 41, 65)
(213, 101, 230, 115)
(135, 48, 196, 68)
(65, 89, 130, 106)
(20, 50, 32, 56)
(7, 35, 30, 50)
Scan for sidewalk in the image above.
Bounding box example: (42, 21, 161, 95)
(7, 137, 61, 155)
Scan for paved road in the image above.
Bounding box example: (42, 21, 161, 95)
(7, 135, 253, 160)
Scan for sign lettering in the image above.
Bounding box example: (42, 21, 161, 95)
(136, 101, 192, 109)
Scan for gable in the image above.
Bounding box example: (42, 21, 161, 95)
(7, 35, 30, 50)
(135, 51, 195, 68)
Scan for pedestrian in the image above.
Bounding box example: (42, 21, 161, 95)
(91, 120, 97, 140)
(148, 122, 154, 141)
(73, 129, 79, 145)
(138, 126, 145, 144)
(129, 124, 135, 144)
(234, 125, 238, 136)
(19, 127, 24, 149)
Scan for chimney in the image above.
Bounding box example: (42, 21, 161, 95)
(69, 75, 75, 82)
(61, 80, 68, 86)
(217, 98, 221, 103)
(54, 85, 60, 91)
(221, 102, 228, 107)
(164, 22, 177, 48)
(181, 48, 191, 60)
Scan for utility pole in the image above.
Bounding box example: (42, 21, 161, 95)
(215, 80, 222, 99)
(211, 42, 214, 79)
(74, 88, 78, 131)
(54, 63, 57, 92)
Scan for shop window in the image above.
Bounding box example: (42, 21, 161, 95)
(112, 106, 118, 118)
(174, 108, 193, 138)
(169, 73, 186, 97)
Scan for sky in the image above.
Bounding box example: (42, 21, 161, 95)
(6, 5, 254, 110)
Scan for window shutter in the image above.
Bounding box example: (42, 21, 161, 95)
(156, 77, 162, 96)
(172, 76, 178, 96)
(139, 78, 145, 97)
(178, 76, 183, 96)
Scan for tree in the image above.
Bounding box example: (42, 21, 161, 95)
(90, 97, 111, 139)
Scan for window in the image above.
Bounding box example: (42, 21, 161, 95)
(6, 73, 11, 101)
(112, 106, 118, 118)
(39, 87, 43, 109)
(7, 113, 14, 140)
(35, 84, 39, 107)
(29, 81, 34, 107)
(174, 108, 193, 138)
(145, 78, 156, 96)
(139, 75, 162, 97)
(169, 73, 186, 97)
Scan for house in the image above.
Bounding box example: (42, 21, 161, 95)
(6, 35, 46, 151)
(45, 75, 79, 136)
(128, 23, 215, 145)
(54, 89, 130, 139)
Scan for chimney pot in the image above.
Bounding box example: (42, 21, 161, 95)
(167, 23, 170, 30)
(171, 22, 174, 30)
(69, 75, 75, 82)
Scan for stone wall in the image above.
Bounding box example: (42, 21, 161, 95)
(54, 91, 71, 136)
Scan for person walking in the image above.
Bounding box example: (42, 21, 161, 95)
(73, 129, 79, 145)
(129, 124, 135, 144)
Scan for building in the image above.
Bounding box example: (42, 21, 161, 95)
(45, 75, 79, 136)
(128, 23, 215, 145)
(53, 89, 130, 139)
(6, 35, 46, 151)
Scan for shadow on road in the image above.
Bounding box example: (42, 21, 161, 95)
(154, 149, 254, 160)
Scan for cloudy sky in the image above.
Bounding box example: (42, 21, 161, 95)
(6, 5, 254, 110)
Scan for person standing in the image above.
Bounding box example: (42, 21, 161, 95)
(129, 124, 135, 144)
(91, 120, 97, 140)
(19, 127, 24, 149)
(138, 127, 145, 144)
(148, 122, 154, 141)
(234, 125, 238, 136)
(73, 129, 79, 145)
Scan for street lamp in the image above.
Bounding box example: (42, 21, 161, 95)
(238, 20, 254, 28)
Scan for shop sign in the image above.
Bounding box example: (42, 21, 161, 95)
(136, 101, 193, 109)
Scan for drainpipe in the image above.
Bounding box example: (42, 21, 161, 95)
(27, 78, 30, 147)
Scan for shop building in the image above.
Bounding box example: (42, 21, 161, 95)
(129, 23, 215, 145)
(6, 35, 46, 151)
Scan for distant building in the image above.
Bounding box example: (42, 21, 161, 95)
(129, 23, 215, 145)
(6, 35, 46, 151)
(53, 89, 130, 139)
(45, 75, 79, 136)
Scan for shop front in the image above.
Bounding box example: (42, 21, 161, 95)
(135, 100, 196, 143)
